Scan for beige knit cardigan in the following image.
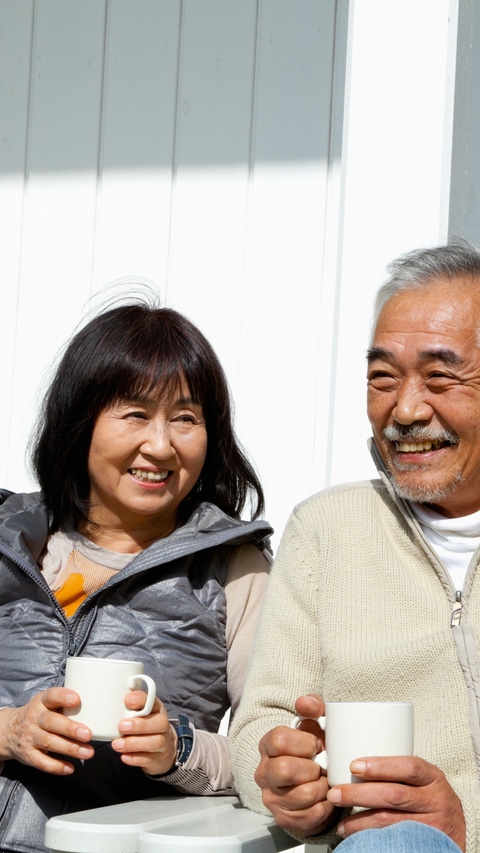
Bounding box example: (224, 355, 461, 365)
(230, 449, 480, 851)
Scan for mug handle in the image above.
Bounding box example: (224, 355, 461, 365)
(291, 714, 328, 771)
(125, 674, 156, 717)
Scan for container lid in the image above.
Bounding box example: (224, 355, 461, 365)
(137, 802, 294, 852)
(45, 796, 239, 853)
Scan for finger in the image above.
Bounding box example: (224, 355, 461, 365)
(43, 722, 93, 751)
(113, 729, 177, 774)
(348, 755, 437, 786)
(34, 688, 94, 743)
(293, 718, 323, 738)
(38, 705, 93, 745)
(294, 694, 325, 719)
(262, 787, 335, 836)
(21, 729, 96, 775)
(123, 690, 161, 712)
(115, 743, 176, 773)
(118, 750, 153, 767)
(327, 760, 449, 815)
(125, 690, 163, 716)
(22, 698, 94, 751)
(118, 704, 169, 737)
(255, 754, 321, 792)
(328, 779, 421, 812)
(262, 773, 330, 809)
(28, 752, 78, 776)
(112, 731, 169, 755)
(267, 799, 334, 830)
(30, 700, 94, 759)
(40, 687, 82, 712)
(260, 726, 321, 760)
(332, 779, 465, 852)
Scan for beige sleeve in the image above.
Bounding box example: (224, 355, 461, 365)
(154, 542, 271, 795)
(224, 543, 272, 714)
(229, 507, 322, 815)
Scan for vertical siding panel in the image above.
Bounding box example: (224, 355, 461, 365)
(236, 0, 338, 531)
(8, 0, 106, 490)
(93, 0, 181, 290)
(0, 0, 34, 484)
(166, 0, 258, 393)
(329, 0, 458, 488)
(1, 0, 343, 547)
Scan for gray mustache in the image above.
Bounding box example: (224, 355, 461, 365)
(383, 425, 458, 445)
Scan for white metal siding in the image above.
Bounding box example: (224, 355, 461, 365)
(0, 0, 340, 544)
(0, 0, 465, 546)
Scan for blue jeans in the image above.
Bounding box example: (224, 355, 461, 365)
(336, 821, 462, 852)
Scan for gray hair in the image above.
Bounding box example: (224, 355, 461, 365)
(371, 240, 480, 341)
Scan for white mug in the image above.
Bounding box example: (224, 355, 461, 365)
(64, 657, 157, 741)
(292, 701, 414, 786)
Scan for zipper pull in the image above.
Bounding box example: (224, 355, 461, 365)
(60, 640, 77, 676)
(451, 590, 462, 627)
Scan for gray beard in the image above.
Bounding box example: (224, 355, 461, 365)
(386, 468, 464, 505)
(381, 424, 462, 505)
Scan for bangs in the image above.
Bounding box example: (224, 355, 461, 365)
(99, 341, 207, 410)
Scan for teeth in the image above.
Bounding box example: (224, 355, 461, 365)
(396, 440, 444, 453)
(129, 468, 169, 482)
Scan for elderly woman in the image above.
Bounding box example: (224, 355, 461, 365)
(0, 302, 272, 853)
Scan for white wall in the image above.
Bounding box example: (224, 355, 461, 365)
(329, 0, 461, 487)
(0, 0, 341, 548)
(0, 0, 470, 549)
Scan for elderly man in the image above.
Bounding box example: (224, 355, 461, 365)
(230, 242, 480, 853)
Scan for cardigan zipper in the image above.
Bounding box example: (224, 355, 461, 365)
(450, 590, 462, 627)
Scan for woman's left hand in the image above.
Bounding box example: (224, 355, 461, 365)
(111, 692, 178, 776)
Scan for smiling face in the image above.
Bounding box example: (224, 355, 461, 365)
(85, 380, 207, 548)
(367, 277, 480, 517)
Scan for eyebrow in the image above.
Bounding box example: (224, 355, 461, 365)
(121, 394, 199, 407)
(366, 346, 465, 366)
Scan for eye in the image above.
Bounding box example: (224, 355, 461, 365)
(125, 410, 149, 420)
(168, 412, 205, 434)
(367, 370, 397, 390)
(171, 414, 196, 424)
(426, 371, 455, 389)
(169, 414, 198, 433)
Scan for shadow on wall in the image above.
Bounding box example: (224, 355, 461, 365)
(1, 0, 342, 174)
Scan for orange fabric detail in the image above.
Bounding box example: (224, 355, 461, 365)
(56, 573, 87, 618)
(52, 551, 117, 617)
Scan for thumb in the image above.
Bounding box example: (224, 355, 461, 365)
(294, 694, 325, 720)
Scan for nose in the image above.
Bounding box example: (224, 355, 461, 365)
(393, 377, 434, 425)
(140, 420, 175, 457)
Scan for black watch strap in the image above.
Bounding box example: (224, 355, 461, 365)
(172, 713, 194, 767)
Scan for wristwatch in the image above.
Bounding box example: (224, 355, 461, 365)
(171, 713, 194, 767)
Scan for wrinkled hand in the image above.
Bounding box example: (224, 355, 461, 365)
(0, 688, 94, 775)
(326, 755, 466, 852)
(111, 692, 178, 776)
(254, 694, 336, 836)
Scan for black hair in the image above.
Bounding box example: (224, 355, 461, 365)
(32, 304, 265, 531)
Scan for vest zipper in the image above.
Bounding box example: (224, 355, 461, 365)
(450, 590, 462, 627)
(0, 542, 77, 660)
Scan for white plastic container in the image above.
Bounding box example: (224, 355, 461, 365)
(44, 795, 295, 853)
